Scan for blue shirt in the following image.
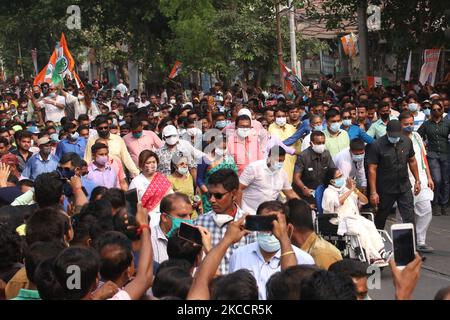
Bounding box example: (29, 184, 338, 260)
(55, 138, 87, 160)
(283, 119, 310, 146)
(21, 153, 59, 181)
(342, 124, 374, 144)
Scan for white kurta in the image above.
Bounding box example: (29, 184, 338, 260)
(322, 185, 385, 260)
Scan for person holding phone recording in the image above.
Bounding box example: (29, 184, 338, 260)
(229, 201, 314, 300)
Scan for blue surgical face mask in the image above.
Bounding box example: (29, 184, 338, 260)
(329, 122, 341, 133)
(69, 132, 79, 141)
(403, 125, 414, 133)
(333, 177, 345, 188)
(408, 103, 418, 112)
(342, 119, 352, 127)
(257, 232, 280, 253)
(313, 124, 323, 132)
(165, 214, 193, 237)
(423, 108, 431, 116)
(351, 153, 365, 162)
(387, 135, 400, 144)
(216, 120, 227, 129)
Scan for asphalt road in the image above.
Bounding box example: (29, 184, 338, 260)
(369, 215, 450, 300)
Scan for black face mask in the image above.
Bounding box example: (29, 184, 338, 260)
(380, 113, 390, 121)
(33, 93, 41, 99)
(98, 130, 109, 138)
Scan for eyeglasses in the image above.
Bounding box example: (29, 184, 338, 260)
(342, 116, 352, 119)
(206, 191, 230, 200)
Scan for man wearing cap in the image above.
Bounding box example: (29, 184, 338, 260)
(21, 137, 59, 181)
(367, 120, 421, 229)
(156, 125, 204, 179)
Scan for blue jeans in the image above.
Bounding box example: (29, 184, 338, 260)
(427, 157, 449, 206)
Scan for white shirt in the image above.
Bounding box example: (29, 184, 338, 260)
(239, 160, 292, 215)
(138, 101, 151, 108)
(229, 242, 314, 300)
(42, 95, 66, 122)
(408, 132, 433, 206)
(108, 289, 131, 300)
(413, 111, 426, 131)
(301, 133, 311, 152)
(332, 147, 367, 188)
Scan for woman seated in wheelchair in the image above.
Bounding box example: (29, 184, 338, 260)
(322, 167, 388, 265)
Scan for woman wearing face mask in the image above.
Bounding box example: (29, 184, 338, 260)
(129, 150, 173, 226)
(167, 155, 200, 218)
(196, 138, 238, 213)
(322, 168, 388, 266)
(406, 95, 425, 131)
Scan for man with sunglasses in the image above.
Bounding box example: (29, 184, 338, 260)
(84, 115, 139, 177)
(195, 168, 254, 274)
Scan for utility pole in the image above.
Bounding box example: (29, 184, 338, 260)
(18, 41, 24, 79)
(288, 0, 298, 75)
(357, 0, 369, 82)
(275, 2, 284, 91)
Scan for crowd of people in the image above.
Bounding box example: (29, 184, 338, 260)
(0, 74, 450, 300)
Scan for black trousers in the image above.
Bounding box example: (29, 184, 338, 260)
(375, 190, 415, 230)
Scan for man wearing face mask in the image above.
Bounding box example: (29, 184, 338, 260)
(55, 123, 87, 160)
(324, 109, 350, 157)
(40, 84, 66, 125)
(237, 146, 300, 215)
(268, 108, 299, 182)
(293, 131, 335, 205)
(367, 120, 420, 229)
(84, 115, 139, 177)
(406, 95, 425, 131)
(195, 169, 254, 274)
(156, 125, 204, 183)
(86, 142, 120, 189)
(151, 193, 194, 264)
(367, 102, 397, 139)
(123, 117, 163, 167)
(399, 111, 435, 252)
(333, 138, 368, 195)
(229, 201, 314, 300)
(21, 137, 59, 181)
(226, 115, 265, 175)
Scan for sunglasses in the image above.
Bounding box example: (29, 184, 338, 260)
(206, 191, 230, 200)
(97, 126, 109, 131)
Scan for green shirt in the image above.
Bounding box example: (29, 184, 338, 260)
(324, 129, 350, 157)
(367, 117, 397, 139)
(11, 288, 41, 300)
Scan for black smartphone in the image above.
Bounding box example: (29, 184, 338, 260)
(244, 215, 277, 232)
(178, 222, 203, 246)
(391, 223, 416, 269)
(125, 189, 138, 216)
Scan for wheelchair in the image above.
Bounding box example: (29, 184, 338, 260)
(313, 185, 392, 267)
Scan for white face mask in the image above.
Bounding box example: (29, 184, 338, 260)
(170, 99, 176, 104)
(275, 117, 287, 127)
(187, 128, 200, 137)
(311, 143, 325, 154)
(165, 136, 179, 146)
(237, 128, 250, 138)
(212, 214, 234, 227)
